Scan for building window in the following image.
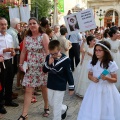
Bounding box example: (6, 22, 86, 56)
(105, 10, 118, 17)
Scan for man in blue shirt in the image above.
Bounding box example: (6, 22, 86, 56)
(67, 33, 81, 71)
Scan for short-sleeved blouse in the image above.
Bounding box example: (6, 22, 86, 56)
(87, 60, 118, 79)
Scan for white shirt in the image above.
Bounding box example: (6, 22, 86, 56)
(0, 32, 14, 60)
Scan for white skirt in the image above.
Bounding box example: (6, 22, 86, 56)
(77, 80, 120, 120)
(73, 59, 90, 97)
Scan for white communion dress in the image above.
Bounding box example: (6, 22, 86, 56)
(77, 60, 120, 120)
(73, 44, 94, 97)
(106, 39, 120, 91)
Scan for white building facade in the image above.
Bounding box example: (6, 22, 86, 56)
(58, 0, 87, 25)
(87, 0, 120, 27)
(58, 0, 120, 27)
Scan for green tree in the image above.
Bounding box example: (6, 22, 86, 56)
(31, 0, 53, 19)
(0, 2, 19, 25)
(0, 3, 10, 24)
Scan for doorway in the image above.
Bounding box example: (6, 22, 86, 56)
(104, 10, 118, 27)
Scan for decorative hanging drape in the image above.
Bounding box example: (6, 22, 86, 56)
(9, 5, 30, 23)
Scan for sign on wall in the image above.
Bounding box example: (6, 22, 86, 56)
(64, 8, 96, 35)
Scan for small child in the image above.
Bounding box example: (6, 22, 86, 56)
(77, 41, 120, 120)
(43, 40, 74, 120)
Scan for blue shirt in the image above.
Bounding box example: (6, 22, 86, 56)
(66, 33, 81, 43)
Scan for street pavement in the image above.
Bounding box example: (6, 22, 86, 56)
(1, 79, 82, 120)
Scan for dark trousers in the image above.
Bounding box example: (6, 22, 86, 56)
(13, 54, 19, 78)
(69, 43, 80, 71)
(0, 59, 13, 104)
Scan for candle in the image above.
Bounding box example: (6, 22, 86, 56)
(2, 62, 6, 69)
(11, 48, 14, 64)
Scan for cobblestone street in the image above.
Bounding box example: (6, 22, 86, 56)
(1, 78, 82, 120)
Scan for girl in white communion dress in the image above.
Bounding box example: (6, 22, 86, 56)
(77, 41, 120, 120)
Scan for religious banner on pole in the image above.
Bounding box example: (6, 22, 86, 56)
(20, 5, 30, 23)
(9, 5, 30, 23)
(9, 6, 20, 21)
(64, 8, 96, 35)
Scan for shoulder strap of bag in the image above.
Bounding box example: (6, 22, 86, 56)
(68, 35, 71, 40)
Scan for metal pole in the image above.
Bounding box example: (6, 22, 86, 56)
(100, 20, 101, 31)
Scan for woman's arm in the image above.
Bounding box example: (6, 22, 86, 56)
(19, 39, 27, 65)
(80, 42, 85, 52)
(80, 51, 85, 65)
(42, 33, 49, 55)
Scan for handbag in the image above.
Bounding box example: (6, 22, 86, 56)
(22, 61, 28, 73)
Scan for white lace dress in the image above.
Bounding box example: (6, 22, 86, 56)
(106, 39, 120, 91)
(73, 44, 94, 97)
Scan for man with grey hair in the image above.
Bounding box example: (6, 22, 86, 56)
(52, 25, 61, 40)
(7, 18, 20, 77)
(7, 18, 21, 98)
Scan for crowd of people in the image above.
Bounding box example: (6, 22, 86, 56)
(0, 14, 120, 120)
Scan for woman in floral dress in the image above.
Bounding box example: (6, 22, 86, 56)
(18, 17, 49, 120)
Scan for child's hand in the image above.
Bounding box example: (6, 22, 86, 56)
(69, 90, 74, 95)
(101, 74, 107, 81)
(92, 77, 99, 83)
(49, 57, 54, 65)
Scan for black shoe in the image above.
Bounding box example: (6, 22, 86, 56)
(18, 114, 28, 120)
(0, 106, 7, 114)
(5, 101, 19, 107)
(61, 106, 68, 119)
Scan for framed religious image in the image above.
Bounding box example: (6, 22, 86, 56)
(64, 13, 81, 35)
(67, 15, 79, 31)
(64, 8, 96, 35)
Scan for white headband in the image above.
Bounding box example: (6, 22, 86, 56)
(96, 43, 111, 54)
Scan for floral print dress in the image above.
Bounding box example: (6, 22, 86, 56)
(22, 35, 48, 87)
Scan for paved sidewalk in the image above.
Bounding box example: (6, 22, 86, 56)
(1, 86, 82, 120)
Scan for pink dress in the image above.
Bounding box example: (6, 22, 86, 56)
(22, 35, 48, 87)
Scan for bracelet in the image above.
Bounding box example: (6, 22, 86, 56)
(19, 64, 23, 66)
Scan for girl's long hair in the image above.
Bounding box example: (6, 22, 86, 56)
(91, 41, 113, 69)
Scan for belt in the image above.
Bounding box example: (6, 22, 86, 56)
(111, 49, 118, 53)
(4, 58, 12, 62)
